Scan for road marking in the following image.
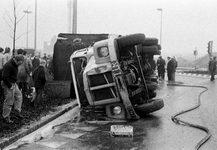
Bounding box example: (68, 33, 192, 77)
(37, 141, 67, 148)
(58, 132, 85, 139)
(73, 126, 98, 131)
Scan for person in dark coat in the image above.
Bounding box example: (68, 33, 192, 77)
(167, 57, 175, 82)
(32, 54, 40, 71)
(31, 59, 46, 107)
(157, 56, 166, 80)
(17, 50, 33, 98)
(209, 56, 217, 81)
(171, 56, 178, 82)
(0, 47, 6, 100)
(1, 55, 24, 123)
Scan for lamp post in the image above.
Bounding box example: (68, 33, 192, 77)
(34, 0, 37, 53)
(157, 8, 163, 45)
(23, 10, 32, 48)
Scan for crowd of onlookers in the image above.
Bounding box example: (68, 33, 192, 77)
(0, 47, 53, 123)
(157, 56, 178, 82)
(156, 55, 216, 82)
(145, 55, 178, 83)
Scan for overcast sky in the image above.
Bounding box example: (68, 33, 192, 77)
(0, 0, 217, 58)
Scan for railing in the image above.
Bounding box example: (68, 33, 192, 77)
(175, 67, 209, 75)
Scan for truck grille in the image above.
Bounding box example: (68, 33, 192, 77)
(88, 71, 120, 105)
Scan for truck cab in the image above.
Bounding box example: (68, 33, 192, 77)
(70, 33, 164, 120)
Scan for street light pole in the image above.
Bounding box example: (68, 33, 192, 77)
(23, 10, 32, 49)
(72, 0, 77, 33)
(157, 8, 163, 45)
(34, 0, 37, 53)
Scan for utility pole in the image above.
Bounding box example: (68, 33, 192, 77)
(157, 8, 163, 45)
(23, 10, 32, 48)
(34, 0, 37, 53)
(68, 0, 72, 33)
(72, 0, 77, 33)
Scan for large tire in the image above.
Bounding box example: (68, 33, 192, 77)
(157, 44, 162, 50)
(142, 38, 158, 46)
(155, 50, 161, 55)
(141, 45, 159, 54)
(148, 91, 157, 99)
(146, 81, 158, 91)
(146, 76, 158, 83)
(134, 99, 164, 116)
(141, 49, 161, 55)
(117, 33, 146, 48)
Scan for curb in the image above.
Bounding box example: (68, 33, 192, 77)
(0, 100, 78, 150)
(176, 72, 210, 78)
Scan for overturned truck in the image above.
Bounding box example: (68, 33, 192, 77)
(69, 33, 164, 120)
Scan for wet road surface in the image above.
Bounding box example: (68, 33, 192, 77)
(6, 74, 217, 150)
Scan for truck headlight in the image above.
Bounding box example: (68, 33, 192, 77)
(113, 106, 122, 115)
(106, 103, 126, 119)
(98, 47, 109, 57)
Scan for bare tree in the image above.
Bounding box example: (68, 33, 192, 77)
(3, 0, 26, 56)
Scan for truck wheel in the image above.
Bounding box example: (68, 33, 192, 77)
(117, 33, 146, 48)
(141, 45, 159, 54)
(157, 44, 162, 50)
(148, 91, 157, 99)
(142, 38, 158, 46)
(142, 49, 160, 55)
(146, 81, 158, 91)
(155, 50, 161, 55)
(146, 76, 158, 83)
(134, 99, 164, 116)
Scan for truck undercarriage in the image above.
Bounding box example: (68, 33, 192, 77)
(70, 33, 164, 120)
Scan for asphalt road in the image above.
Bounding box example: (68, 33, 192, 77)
(5, 74, 217, 150)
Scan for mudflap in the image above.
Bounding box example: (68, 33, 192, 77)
(134, 99, 164, 117)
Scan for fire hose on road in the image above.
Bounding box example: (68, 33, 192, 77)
(168, 83, 211, 150)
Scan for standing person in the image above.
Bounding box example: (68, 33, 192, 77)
(157, 56, 166, 80)
(31, 59, 47, 107)
(0, 47, 6, 100)
(1, 55, 24, 123)
(17, 50, 33, 98)
(171, 56, 178, 82)
(17, 49, 23, 55)
(208, 56, 217, 81)
(42, 53, 48, 62)
(167, 57, 175, 83)
(4, 47, 11, 63)
(32, 54, 40, 71)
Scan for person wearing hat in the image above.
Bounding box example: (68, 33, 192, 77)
(17, 50, 33, 98)
(31, 59, 47, 107)
(1, 55, 24, 123)
(171, 56, 178, 82)
(167, 56, 175, 83)
(32, 54, 40, 72)
(0, 47, 6, 100)
(157, 55, 166, 80)
(208, 56, 217, 81)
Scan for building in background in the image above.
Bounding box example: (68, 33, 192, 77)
(43, 36, 57, 55)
